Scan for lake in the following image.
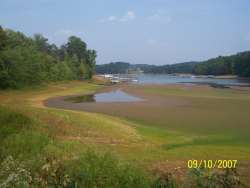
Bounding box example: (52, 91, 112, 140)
(133, 74, 250, 86)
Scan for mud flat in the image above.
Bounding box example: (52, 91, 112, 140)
(45, 83, 250, 135)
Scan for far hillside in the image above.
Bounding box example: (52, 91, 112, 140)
(96, 62, 130, 74)
(96, 51, 250, 77)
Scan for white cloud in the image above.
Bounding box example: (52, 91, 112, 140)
(148, 12, 172, 23)
(100, 11, 136, 23)
(108, 16, 117, 21)
(120, 11, 136, 22)
(47, 29, 87, 45)
(146, 39, 157, 45)
(54, 29, 74, 37)
(148, 14, 161, 21)
(54, 29, 84, 37)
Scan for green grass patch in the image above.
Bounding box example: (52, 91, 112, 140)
(163, 135, 250, 151)
(142, 85, 250, 100)
(0, 106, 32, 140)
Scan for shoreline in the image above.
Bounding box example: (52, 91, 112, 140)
(44, 82, 250, 115)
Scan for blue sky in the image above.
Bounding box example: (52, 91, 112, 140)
(1, 0, 250, 64)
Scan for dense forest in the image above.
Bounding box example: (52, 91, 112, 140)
(96, 51, 250, 77)
(95, 62, 199, 74)
(132, 61, 199, 74)
(96, 62, 130, 74)
(193, 51, 250, 76)
(0, 26, 96, 89)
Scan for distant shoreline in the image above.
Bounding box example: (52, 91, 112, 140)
(97, 73, 250, 80)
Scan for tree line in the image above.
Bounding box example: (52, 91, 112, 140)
(96, 51, 250, 77)
(193, 51, 250, 76)
(0, 26, 96, 89)
(95, 61, 200, 74)
(96, 62, 130, 74)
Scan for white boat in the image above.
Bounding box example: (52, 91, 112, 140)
(104, 74, 113, 78)
(111, 79, 120, 83)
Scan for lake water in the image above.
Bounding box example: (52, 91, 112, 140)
(65, 89, 143, 103)
(135, 74, 250, 86)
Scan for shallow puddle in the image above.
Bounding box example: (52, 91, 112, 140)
(65, 89, 143, 103)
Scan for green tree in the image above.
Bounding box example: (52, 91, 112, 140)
(0, 56, 12, 89)
(86, 49, 97, 78)
(33, 34, 50, 53)
(0, 26, 7, 51)
(79, 61, 88, 79)
(0, 26, 97, 89)
(5, 29, 33, 49)
(66, 36, 87, 61)
(2, 47, 48, 87)
(58, 61, 74, 80)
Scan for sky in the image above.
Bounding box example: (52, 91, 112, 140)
(1, 0, 250, 65)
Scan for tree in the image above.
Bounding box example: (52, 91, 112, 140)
(79, 61, 87, 79)
(0, 56, 11, 89)
(232, 52, 250, 77)
(66, 36, 87, 61)
(2, 47, 48, 87)
(58, 62, 74, 80)
(86, 49, 97, 77)
(5, 29, 33, 48)
(48, 44, 59, 58)
(0, 26, 97, 89)
(0, 26, 7, 51)
(33, 34, 50, 54)
(0, 26, 9, 88)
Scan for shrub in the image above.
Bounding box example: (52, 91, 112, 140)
(185, 167, 246, 188)
(152, 173, 178, 188)
(67, 150, 150, 188)
(32, 156, 71, 187)
(0, 156, 32, 188)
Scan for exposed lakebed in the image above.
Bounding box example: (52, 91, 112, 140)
(45, 83, 250, 138)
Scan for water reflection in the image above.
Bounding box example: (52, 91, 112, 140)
(65, 89, 143, 103)
(65, 94, 95, 103)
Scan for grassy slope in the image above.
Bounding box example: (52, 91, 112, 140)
(0, 80, 250, 183)
(0, 80, 157, 163)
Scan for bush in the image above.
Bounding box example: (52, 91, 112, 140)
(32, 156, 71, 187)
(0, 156, 32, 188)
(152, 173, 178, 188)
(68, 150, 150, 188)
(185, 167, 246, 188)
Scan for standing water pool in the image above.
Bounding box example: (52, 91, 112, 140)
(65, 89, 143, 103)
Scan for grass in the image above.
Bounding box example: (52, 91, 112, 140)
(0, 79, 250, 186)
(142, 85, 250, 100)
